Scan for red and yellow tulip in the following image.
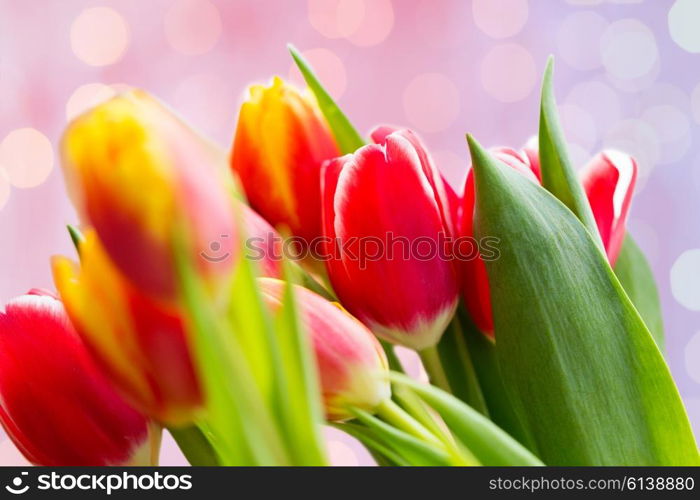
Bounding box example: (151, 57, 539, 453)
(231, 77, 339, 245)
(62, 90, 238, 299)
(0, 290, 158, 466)
(53, 232, 201, 426)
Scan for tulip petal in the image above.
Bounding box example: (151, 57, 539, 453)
(580, 151, 637, 265)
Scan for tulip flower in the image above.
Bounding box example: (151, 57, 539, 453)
(321, 127, 459, 351)
(460, 147, 637, 335)
(53, 232, 201, 426)
(0, 290, 158, 466)
(62, 90, 239, 299)
(231, 77, 339, 246)
(257, 278, 390, 421)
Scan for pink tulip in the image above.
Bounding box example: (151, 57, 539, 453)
(258, 278, 390, 421)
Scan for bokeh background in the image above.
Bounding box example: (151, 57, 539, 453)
(1, 0, 699, 465)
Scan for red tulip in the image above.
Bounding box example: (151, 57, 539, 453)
(459, 147, 637, 335)
(321, 127, 458, 350)
(0, 290, 157, 466)
(258, 278, 390, 421)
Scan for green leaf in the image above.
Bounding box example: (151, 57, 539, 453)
(288, 44, 365, 154)
(614, 233, 664, 350)
(391, 373, 543, 466)
(270, 267, 328, 465)
(168, 425, 220, 466)
(67, 224, 84, 254)
(468, 135, 699, 465)
(176, 233, 290, 465)
(457, 306, 534, 450)
(538, 57, 601, 247)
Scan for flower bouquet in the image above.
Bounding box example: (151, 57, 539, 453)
(0, 46, 697, 467)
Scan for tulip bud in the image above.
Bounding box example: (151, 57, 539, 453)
(62, 90, 238, 299)
(321, 127, 458, 350)
(53, 232, 201, 426)
(459, 146, 637, 335)
(257, 278, 390, 421)
(231, 77, 339, 245)
(0, 290, 157, 466)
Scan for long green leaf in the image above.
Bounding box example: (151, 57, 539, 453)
(288, 44, 365, 154)
(538, 57, 601, 247)
(271, 268, 328, 465)
(391, 374, 543, 466)
(457, 306, 534, 450)
(468, 135, 699, 465)
(177, 232, 291, 465)
(614, 233, 664, 350)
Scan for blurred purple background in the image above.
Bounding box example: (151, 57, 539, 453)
(1, 0, 699, 465)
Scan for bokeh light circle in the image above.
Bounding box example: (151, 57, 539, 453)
(603, 119, 659, 190)
(668, 0, 700, 53)
(165, 0, 222, 55)
(567, 143, 593, 170)
(289, 48, 347, 100)
(66, 83, 117, 122)
(0, 128, 54, 189)
(627, 218, 659, 264)
(347, 0, 393, 47)
(559, 104, 597, 151)
(557, 11, 608, 71)
(415, 0, 470, 48)
(472, 0, 529, 39)
(480, 44, 536, 102)
(671, 249, 700, 311)
(685, 332, 700, 384)
(327, 440, 360, 466)
(691, 83, 700, 125)
(566, 81, 621, 136)
(173, 74, 234, 137)
(307, 0, 365, 39)
(70, 7, 129, 67)
(403, 73, 460, 133)
(600, 19, 658, 81)
(0, 169, 9, 210)
(641, 105, 691, 165)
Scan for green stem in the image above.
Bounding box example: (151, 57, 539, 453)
(376, 399, 441, 447)
(168, 424, 220, 466)
(419, 345, 451, 393)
